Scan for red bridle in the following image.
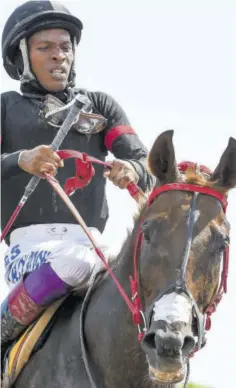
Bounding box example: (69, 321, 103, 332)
(131, 163, 229, 349)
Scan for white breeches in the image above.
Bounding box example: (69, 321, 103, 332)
(4, 224, 112, 289)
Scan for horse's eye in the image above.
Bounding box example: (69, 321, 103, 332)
(142, 221, 151, 242)
(219, 236, 230, 253)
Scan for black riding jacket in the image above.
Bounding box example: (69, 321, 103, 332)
(1, 89, 153, 244)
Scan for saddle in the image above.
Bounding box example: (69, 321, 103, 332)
(1, 297, 66, 388)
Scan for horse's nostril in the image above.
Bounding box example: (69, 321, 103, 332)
(182, 335, 195, 356)
(142, 332, 156, 349)
(173, 346, 181, 356)
(143, 330, 195, 359)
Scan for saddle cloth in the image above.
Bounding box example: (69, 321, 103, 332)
(2, 297, 66, 388)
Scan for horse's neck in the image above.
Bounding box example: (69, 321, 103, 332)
(83, 246, 147, 386)
(86, 248, 135, 339)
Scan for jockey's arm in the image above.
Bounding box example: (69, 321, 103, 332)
(1, 145, 64, 180)
(1, 95, 64, 180)
(87, 91, 154, 192)
(1, 97, 24, 180)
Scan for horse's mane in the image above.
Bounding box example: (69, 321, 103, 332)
(185, 168, 212, 186)
(185, 167, 227, 194)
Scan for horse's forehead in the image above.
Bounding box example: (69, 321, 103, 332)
(196, 196, 227, 229)
(147, 191, 190, 213)
(147, 190, 225, 220)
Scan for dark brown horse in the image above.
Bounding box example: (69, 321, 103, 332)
(13, 130, 236, 388)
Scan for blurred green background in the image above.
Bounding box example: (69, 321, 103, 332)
(186, 384, 213, 388)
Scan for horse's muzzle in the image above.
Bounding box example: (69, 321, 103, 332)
(141, 320, 195, 382)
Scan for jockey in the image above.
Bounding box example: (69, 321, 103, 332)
(1, 0, 153, 348)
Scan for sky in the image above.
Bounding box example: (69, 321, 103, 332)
(0, 1, 236, 387)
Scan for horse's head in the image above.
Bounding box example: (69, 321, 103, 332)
(135, 130, 236, 384)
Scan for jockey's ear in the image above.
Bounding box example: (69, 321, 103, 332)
(210, 137, 236, 191)
(148, 130, 180, 185)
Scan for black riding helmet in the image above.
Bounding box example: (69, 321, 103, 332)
(2, 0, 83, 80)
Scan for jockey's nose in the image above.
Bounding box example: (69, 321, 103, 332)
(52, 48, 66, 61)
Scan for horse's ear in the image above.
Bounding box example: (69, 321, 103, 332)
(148, 130, 179, 184)
(210, 137, 236, 191)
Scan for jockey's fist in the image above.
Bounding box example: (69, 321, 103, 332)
(18, 145, 64, 178)
(104, 159, 139, 189)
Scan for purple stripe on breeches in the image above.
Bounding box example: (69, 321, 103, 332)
(24, 263, 71, 306)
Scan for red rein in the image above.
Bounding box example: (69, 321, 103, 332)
(57, 150, 145, 202)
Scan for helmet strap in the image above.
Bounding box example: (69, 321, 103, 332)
(19, 38, 35, 83)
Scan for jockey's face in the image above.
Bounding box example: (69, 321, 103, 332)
(28, 28, 74, 92)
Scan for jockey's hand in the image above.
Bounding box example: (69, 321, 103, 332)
(103, 159, 139, 189)
(18, 145, 64, 178)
